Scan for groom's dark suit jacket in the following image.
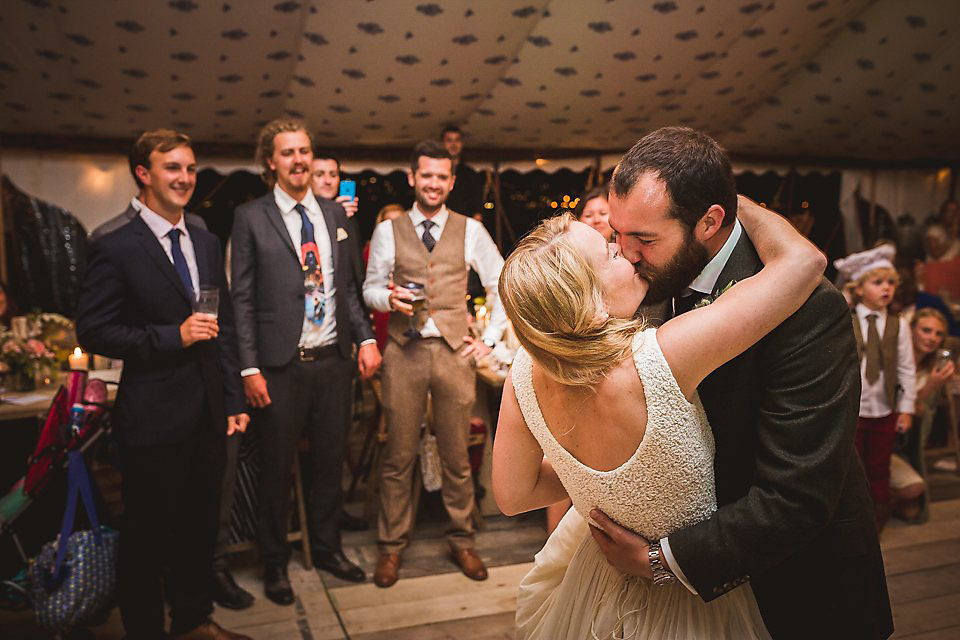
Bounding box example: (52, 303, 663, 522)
(668, 232, 893, 639)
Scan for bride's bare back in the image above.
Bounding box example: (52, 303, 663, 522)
(532, 352, 648, 473)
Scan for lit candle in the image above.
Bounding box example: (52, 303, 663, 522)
(68, 347, 89, 371)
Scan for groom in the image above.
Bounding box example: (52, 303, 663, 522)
(592, 127, 892, 639)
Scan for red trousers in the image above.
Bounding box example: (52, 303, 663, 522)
(855, 414, 898, 508)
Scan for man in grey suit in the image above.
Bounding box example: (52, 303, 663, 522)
(230, 120, 381, 605)
(591, 127, 891, 638)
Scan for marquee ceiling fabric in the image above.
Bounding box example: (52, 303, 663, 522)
(1, 0, 957, 162)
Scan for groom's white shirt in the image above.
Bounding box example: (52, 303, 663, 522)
(662, 217, 742, 595)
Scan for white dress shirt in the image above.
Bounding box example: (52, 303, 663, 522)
(272, 186, 338, 350)
(136, 200, 199, 296)
(363, 204, 508, 345)
(662, 218, 742, 596)
(854, 303, 917, 417)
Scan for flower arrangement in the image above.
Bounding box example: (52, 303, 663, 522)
(693, 280, 738, 309)
(28, 312, 77, 364)
(0, 331, 58, 391)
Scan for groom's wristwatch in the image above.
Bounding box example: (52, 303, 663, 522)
(648, 542, 677, 586)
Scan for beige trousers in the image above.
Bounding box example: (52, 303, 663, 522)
(378, 338, 477, 553)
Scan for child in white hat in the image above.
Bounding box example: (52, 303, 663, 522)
(834, 244, 917, 530)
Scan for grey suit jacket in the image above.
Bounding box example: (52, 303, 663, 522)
(230, 192, 373, 369)
(668, 231, 892, 638)
(90, 204, 207, 241)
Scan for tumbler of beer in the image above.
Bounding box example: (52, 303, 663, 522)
(403, 281, 426, 338)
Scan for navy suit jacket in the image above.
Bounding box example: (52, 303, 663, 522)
(77, 215, 243, 446)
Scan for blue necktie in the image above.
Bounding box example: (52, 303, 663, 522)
(166, 228, 194, 298)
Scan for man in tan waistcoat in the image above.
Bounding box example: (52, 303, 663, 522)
(363, 139, 507, 587)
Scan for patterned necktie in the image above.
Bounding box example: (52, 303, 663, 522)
(296, 203, 319, 272)
(166, 228, 194, 298)
(296, 203, 325, 326)
(421, 219, 436, 252)
(865, 313, 882, 384)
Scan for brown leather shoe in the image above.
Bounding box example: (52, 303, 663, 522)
(172, 620, 252, 640)
(374, 553, 401, 588)
(451, 548, 488, 581)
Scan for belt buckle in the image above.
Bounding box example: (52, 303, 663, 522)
(298, 347, 315, 362)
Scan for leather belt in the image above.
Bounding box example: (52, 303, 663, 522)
(298, 345, 339, 362)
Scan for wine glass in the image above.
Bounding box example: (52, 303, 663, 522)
(402, 281, 426, 338)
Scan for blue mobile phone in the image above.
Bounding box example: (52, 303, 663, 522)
(339, 179, 356, 200)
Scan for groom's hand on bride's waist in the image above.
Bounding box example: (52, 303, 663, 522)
(589, 508, 660, 580)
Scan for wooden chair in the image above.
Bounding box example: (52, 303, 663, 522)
(225, 440, 313, 569)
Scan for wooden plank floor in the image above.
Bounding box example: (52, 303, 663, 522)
(3, 479, 959, 638)
(885, 496, 960, 638)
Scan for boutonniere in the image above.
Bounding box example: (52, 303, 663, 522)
(336, 227, 349, 241)
(693, 280, 737, 309)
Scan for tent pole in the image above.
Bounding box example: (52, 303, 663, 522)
(0, 147, 6, 285)
(493, 161, 503, 253)
(867, 169, 878, 246)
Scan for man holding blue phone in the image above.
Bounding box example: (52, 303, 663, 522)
(312, 152, 366, 319)
(311, 152, 358, 219)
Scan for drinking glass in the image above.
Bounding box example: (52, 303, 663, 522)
(402, 281, 426, 338)
(195, 285, 219, 318)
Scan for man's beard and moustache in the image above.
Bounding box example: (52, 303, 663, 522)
(635, 228, 710, 305)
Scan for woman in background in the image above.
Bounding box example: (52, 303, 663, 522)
(892, 308, 957, 521)
(366, 204, 406, 353)
(573, 187, 614, 242)
(0, 281, 16, 328)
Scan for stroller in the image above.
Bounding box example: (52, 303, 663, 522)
(0, 371, 113, 616)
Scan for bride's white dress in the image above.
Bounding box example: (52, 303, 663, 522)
(511, 327, 770, 639)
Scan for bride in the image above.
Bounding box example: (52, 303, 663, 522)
(492, 196, 825, 639)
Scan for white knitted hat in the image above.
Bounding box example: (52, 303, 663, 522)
(833, 243, 896, 284)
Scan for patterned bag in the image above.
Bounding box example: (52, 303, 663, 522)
(27, 451, 118, 631)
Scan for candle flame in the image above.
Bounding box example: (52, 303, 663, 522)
(74, 347, 83, 357)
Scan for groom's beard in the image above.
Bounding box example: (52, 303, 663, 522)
(635, 231, 710, 304)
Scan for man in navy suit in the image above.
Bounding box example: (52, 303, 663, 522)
(230, 120, 380, 604)
(77, 129, 251, 640)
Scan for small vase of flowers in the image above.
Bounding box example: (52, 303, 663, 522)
(0, 332, 57, 392)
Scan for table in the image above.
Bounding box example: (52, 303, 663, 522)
(0, 369, 120, 421)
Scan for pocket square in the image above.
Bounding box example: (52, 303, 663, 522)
(336, 227, 349, 241)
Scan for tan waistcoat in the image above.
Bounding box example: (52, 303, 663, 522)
(851, 310, 900, 406)
(388, 211, 468, 350)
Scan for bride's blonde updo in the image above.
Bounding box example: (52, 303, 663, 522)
(499, 213, 645, 387)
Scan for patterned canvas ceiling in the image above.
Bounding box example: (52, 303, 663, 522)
(1, 0, 957, 162)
